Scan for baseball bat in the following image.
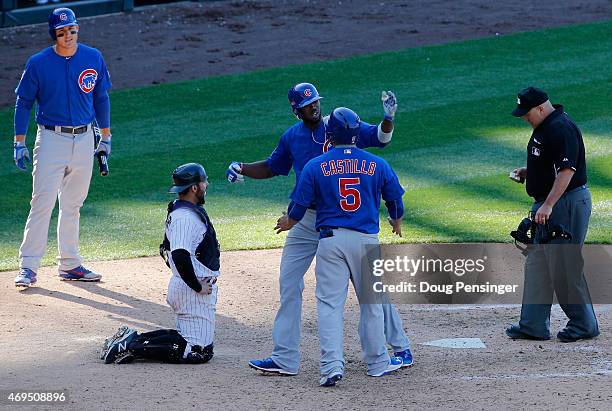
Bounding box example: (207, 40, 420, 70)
(92, 120, 109, 176)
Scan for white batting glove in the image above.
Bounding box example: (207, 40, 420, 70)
(14, 141, 30, 171)
(381, 90, 398, 120)
(95, 136, 112, 157)
(226, 161, 244, 183)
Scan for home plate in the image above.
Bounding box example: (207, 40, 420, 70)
(421, 338, 486, 349)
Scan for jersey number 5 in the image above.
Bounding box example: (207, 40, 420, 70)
(339, 177, 361, 212)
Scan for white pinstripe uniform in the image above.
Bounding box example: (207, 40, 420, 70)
(165, 207, 218, 357)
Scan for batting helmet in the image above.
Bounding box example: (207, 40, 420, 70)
(169, 163, 208, 193)
(48, 8, 78, 40)
(326, 107, 361, 145)
(288, 83, 323, 117)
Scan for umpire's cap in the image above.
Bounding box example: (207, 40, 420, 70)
(169, 163, 208, 193)
(512, 87, 549, 117)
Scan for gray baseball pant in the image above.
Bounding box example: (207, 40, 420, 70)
(270, 210, 409, 373)
(519, 186, 599, 338)
(19, 126, 94, 272)
(316, 228, 391, 376)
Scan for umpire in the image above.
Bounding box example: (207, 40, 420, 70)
(506, 86, 599, 343)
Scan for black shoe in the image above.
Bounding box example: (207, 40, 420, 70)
(505, 325, 550, 341)
(557, 329, 600, 343)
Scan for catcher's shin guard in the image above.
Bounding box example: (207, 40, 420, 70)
(128, 329, 188, 363)
(184, 343, 214, 364)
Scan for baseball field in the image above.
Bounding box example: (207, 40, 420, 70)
(0, 1, 610, 409)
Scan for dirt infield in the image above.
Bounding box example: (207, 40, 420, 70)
(1, 0, 612, 108)
(1, 249, 611, 409)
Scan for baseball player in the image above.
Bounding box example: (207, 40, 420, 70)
(229, 83, 412, 376)
(101, 163, 219, 364)
(13, 8, 112, 287)
(276, 107, 406, 386)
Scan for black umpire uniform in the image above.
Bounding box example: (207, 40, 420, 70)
(506, 87, 599, 342)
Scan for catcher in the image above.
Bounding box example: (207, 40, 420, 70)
(100, 163, 219, 364)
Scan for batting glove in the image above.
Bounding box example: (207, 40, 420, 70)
(226, 161, 244, 183)
(14, 141, 30, 171)
(95, 136, 112, 157)
(381, 90, 398, 121)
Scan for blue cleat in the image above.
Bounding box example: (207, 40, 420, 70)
(248, 357, 297, 376)
(59, 265, 102, 282)
(320, 370, 343, 387)
(15, 268, 37, 288)
(367, 356, 403, 377)
(394, 349, 414, 368)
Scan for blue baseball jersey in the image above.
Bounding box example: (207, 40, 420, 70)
(291, 146, 405, 234)
(14, 44, 112, 134)
(267, 119, 385, 196)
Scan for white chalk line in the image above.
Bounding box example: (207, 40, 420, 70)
(461, 370, 612, 381)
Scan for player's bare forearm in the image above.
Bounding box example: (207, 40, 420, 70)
(381, 118, 394, 133)
(14, 135, 26, 143)
(534, 169, 574, 224)
(241, 160, 275, 179)
(100, 127, 111, 137)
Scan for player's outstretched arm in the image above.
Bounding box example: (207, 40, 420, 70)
(380, 90, 397, 136)
(226, 160, 275, 183)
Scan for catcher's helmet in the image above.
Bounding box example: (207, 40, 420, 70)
(326, 107, 361, 145)
(169, 163, 208, 193)
(288, 83, 323, 117)
(48, 8, 78, 40)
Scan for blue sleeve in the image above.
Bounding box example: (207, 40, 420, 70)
(381, 161, 405, 202)
(287, 201, 308, 222)
(93, 53, 112, 128)
(14, 60, 38, 135)
(356, 120, 385, 149)
(94, 53, 112, 93)
(290, 162, 316, 208)
(93, 92, 111, 128)
(385, 199, 404, 220)
(267, 132, 293, 176)
(14, 96, 34, 135)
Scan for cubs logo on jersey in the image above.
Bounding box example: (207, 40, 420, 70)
(78, 68, 98, 93)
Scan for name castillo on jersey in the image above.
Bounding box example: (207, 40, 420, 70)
(320, 151, 377, 177)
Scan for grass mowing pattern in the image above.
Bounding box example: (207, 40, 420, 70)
(0, 21, 610, 270)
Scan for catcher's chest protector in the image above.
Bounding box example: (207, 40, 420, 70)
(160, 200, 221, 271)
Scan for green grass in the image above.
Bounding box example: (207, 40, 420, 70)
(1, 20, 611, 270)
